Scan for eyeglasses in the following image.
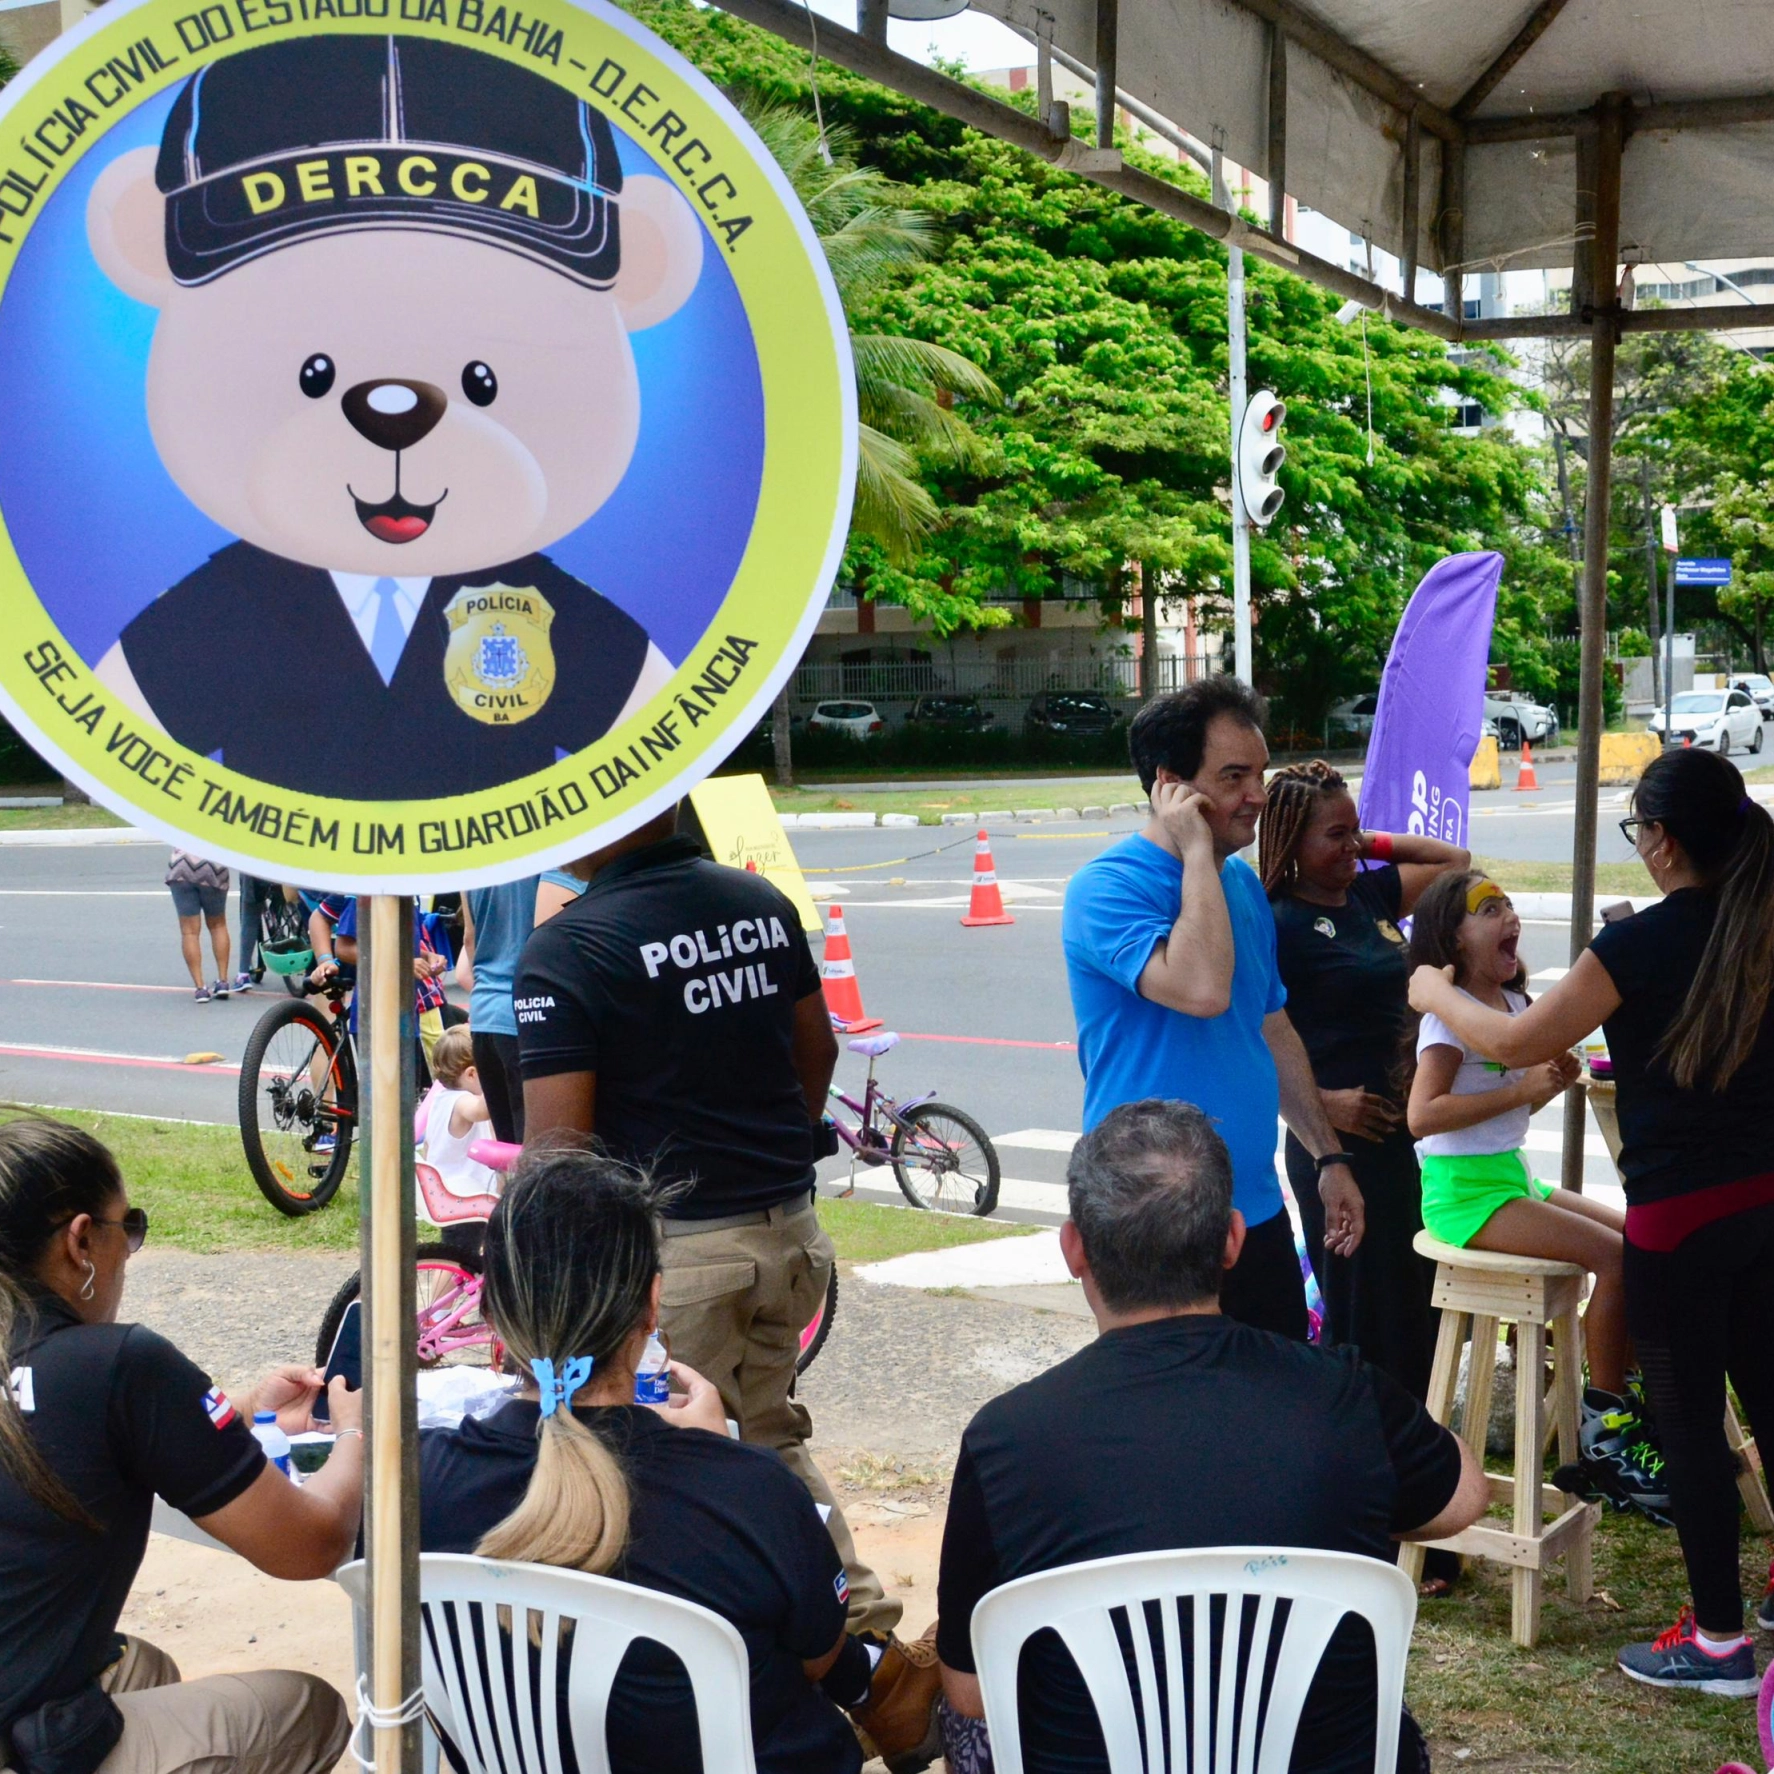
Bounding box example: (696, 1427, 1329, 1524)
(93, 1208, 150, 1254)
(1619, 818, 1646, 846)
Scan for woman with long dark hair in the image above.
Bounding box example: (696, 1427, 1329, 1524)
(1260, 761, 1469, 1394)
(1410, 745, 1774, 1696)
(416, 1145, 932, 1773)
(0, 1117, 360, 1774)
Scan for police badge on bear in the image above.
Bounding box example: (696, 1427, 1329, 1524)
(0, 5, 853, 890)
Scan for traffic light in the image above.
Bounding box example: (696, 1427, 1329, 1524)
(1238, 390, 1287, 527)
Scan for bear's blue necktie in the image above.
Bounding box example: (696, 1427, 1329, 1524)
(369, 577, 407, 686)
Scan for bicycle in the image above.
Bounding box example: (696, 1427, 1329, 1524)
(315, 1130, 840, 1376)
(827, 1029, 1001, 1216)
(238, 958, 358, 1216)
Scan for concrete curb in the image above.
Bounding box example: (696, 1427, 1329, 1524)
(0, 827, 159, 847)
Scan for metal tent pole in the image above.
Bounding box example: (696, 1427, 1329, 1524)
(1216, 147, 1252, 684)
(1562, 95, 1624, 1196)
(363, 896, 419, 1774)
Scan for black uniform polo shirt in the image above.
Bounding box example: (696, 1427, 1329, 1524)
(937, 1315, 1461, 1774)
(0, 1296, 265, 1734)
(417, 1402, 859, 1774)
(515, 837, 824, 1216)
(119, 543, 650, 800)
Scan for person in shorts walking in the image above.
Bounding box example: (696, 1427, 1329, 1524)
(164, 852, 231, 1003)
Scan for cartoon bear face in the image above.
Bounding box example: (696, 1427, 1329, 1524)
(86, 145, 703, 578)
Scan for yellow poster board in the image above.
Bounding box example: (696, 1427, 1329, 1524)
(689, 773, 823, 933)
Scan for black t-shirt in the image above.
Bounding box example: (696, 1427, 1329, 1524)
(1589, 887, 1774, 1202)
(516, 838, 825, 1215)
(1271, 866, 1409, 1094)
(936, 1316, 1460, 1774)
(416, 1401, 858, 1774)
(0, 1296, 264, 1732)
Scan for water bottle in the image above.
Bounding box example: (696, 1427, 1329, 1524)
(252, 1411, 293, 1478)
(633, 1332, 670, 1406)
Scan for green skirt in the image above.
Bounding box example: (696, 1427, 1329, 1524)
(1419, 1148, 1554, 1249)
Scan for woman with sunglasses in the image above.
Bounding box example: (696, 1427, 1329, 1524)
(1409, 745, 1774, 1699)
(0, 1116, 363, 1774)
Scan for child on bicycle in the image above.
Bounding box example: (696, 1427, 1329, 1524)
(1406, 871, 1663, 1507)
(421, 1025, 499, 1206)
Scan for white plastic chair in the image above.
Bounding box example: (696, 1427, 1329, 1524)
(337, 1553, 757, 1774)
(970, 1547, 1417, 1774)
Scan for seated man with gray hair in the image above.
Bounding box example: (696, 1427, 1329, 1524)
(935, 1100, 1488, 1773)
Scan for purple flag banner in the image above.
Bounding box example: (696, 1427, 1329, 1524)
(1357, 551, 1503, 849)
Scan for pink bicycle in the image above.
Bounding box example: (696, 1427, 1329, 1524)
(314, 1120, 839, 1375)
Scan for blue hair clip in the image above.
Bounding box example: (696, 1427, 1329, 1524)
(530, 1355, 595, 1418)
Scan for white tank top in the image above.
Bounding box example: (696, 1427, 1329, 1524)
(422, 1087, 498, 1200)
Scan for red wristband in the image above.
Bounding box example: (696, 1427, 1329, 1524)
(1365, 831, 1394, 860)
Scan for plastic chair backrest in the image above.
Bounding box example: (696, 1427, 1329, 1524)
(971, 1546, 1416, 1774)
(337, 1555, 757, 1774)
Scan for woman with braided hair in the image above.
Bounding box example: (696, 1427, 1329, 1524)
(1260, 760, 1468, 1401)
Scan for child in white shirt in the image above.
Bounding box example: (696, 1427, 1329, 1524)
(422, 1025, 499, 1206)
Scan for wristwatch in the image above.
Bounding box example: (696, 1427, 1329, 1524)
(1313, 1151, 1357, 1173)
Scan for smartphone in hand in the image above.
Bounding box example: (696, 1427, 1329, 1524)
(311, 1299, 362, 1425)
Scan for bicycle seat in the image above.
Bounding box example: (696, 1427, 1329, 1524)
(847, 1031, 900, 1058)
(468, 1138, 522, 1173)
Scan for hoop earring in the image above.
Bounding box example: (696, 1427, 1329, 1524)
(79, 1261, 96, 1302)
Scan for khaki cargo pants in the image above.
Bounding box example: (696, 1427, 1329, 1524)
(0, 1637, 351, 1774)
(659, 1193, 901, 1637)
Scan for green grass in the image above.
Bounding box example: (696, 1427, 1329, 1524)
(1411, 1502, 1766, 1772)
(772, 777, 1143, 824)
(0, 1108, 1034, 1263)
(1473, 855, 1653, 897)
(0, 804, 127, 829)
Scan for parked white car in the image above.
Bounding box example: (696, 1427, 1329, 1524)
(1731, 673, 1774, 719)
(1328, 693, 1379, 735)
(806, 700, 886, 739)
(1650, 688, 1764, 754)
(1483, 692, 1560, 750)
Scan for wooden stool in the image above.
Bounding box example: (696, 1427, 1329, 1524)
(1399, 1231, 1600, 1648)
(1584, 1078, 1774, 1532)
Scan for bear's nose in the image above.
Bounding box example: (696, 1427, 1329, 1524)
(341, 380, 448, 452)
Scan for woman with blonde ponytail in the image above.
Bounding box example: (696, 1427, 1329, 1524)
(416, 1145, 870, 1774)
(1409, 745, 1774, 1698)
(0, 1116, 360, 1774)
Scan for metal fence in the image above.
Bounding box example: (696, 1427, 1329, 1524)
(792, 655, 1211, 703)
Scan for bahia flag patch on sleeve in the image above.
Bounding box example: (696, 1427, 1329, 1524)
(202, 1387, 237, 1430)
(834, 1571, 850, 1605)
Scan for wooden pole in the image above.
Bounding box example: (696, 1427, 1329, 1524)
(362, 896, 419, 1774)
(1562, 96, 1624, 1197)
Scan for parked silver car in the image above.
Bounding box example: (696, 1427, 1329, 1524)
(1483, 692, 1559, 750)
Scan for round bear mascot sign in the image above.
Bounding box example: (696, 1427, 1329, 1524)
(0, 0, 853, 887)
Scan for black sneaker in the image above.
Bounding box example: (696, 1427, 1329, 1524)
(1571, 1389, 1673, 1523)
(1756, 1560, 1774, 1634)
(211, 978, 229, 1000)
(1618, 1608, 1760, 1697)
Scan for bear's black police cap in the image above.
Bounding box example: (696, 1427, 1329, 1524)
(156, 36, 623, 288)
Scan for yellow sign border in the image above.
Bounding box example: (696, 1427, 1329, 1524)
(0, 0, 852, 888)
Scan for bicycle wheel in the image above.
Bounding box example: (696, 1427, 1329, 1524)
(239, 997, 355, 1215)
(890, 1102, 1001, 1215)
(796, 1266, 838, 1376)
(314, 1243, 499, 1371)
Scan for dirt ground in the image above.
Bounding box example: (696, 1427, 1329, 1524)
(118, 1247, 1091, 1768)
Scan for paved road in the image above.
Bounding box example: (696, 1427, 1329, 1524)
(0, 795, 1632, 1227)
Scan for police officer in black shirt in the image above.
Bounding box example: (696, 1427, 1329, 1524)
(0, 1119, 363, 1774)
(517, 808, 944, 1762)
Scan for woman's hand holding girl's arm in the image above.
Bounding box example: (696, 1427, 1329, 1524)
(1410, 952, 1622, 1068)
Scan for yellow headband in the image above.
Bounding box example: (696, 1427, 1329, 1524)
(1466, 879, 1506, 915)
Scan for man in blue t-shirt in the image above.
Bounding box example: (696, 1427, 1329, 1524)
(1062, 677, 1367, 1337)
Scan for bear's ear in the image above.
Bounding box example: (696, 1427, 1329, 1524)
(87, 146, 175, 307)
(615, 174, 704, 332)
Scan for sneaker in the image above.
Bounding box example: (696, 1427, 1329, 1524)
(1618, 1608, 1760, 1696)
(211, 978, 229, 1000)
(231, 972, 254, 994)
(192, 985, 211, 1003)
(849, 1623, 942, 1774)
(1564, 1388, 1674, 1523)
(312, 1132, 337, 1156)
(1756, 1560, 1774, 1634)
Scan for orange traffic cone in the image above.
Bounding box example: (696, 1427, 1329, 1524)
(819, 903, 882, 1032)
(1515, 738, 1540, 792)
(960, 830, 1016, 927)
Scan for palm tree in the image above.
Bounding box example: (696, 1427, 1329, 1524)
(743, 101, 999, 563)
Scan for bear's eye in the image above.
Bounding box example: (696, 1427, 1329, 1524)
(299, 354, 336, 399)
(462, 362, 498, 407)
